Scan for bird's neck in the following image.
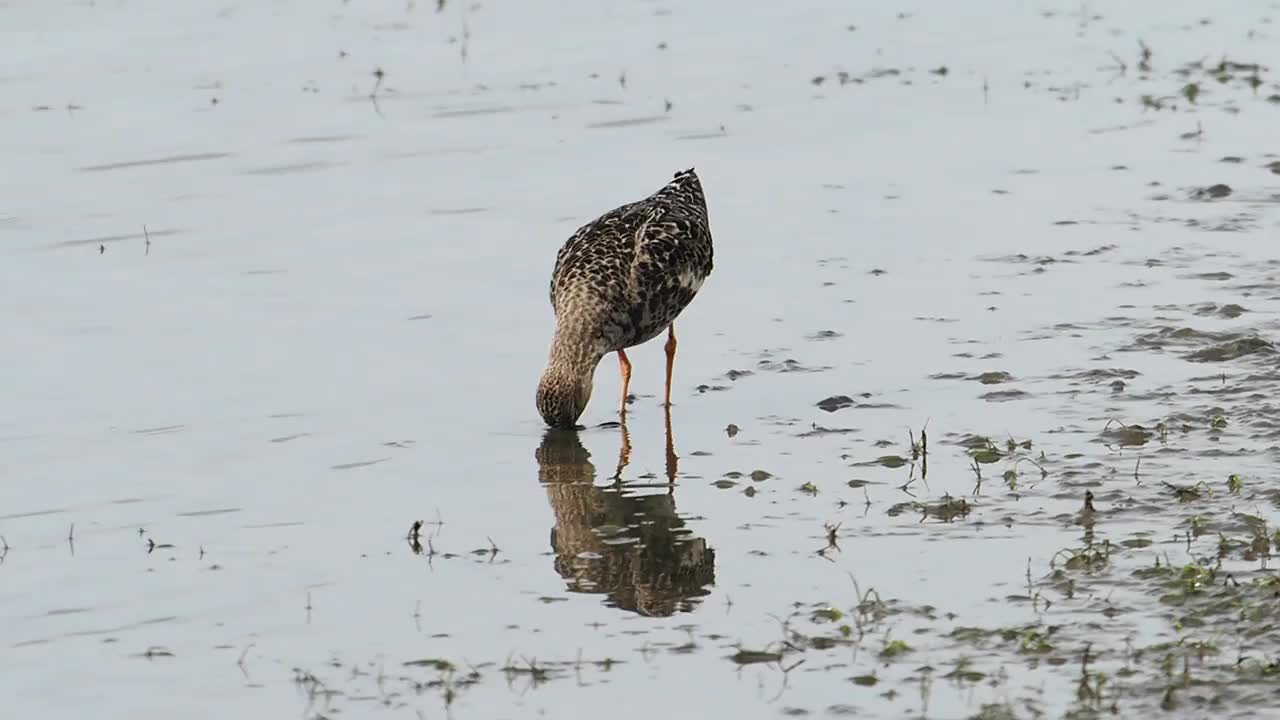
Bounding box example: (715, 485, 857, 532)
(545, 328, 604, 380)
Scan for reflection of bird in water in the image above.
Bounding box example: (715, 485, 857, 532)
(534, 416, 715, 616)
(536, 169, 714, 429)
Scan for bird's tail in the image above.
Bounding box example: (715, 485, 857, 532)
(655, 167, 705, 210)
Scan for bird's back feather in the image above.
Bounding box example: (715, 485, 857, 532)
(548, 169, 714, 355)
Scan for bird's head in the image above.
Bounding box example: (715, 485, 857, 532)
(536, 361, 595, 430)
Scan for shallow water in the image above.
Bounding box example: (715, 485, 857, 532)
(4, 1, 1280, 718)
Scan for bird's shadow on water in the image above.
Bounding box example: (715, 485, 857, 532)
(534, 412, 716, 617)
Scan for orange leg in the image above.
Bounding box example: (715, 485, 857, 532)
(612, 412, 633, 482)
(664, 402, 678, 492)
(617, 348, 632, 416)
(663, 324, 677, 407)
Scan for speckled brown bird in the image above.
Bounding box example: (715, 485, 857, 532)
(536, 168, 714, 429)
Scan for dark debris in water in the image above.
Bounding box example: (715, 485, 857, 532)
(982, 253, 1072, 267)
(1099, 421, 1155, 447)
(973, 371, 1014, 385)
(798, 424, 858, 438)
(1123, 208, 1261, 233)
(1188, 183, 1232, 200)
(1127, 326, 1275, 363)
(817, 395, 855, 412)
(887, 495, 972, 522)
(816, 394, 900, 412)
(1063, 244, 1117, 257)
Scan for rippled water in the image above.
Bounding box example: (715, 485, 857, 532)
(4, 1, 1280, 718)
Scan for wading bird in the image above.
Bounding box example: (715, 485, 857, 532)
(536, 168, 714, 429)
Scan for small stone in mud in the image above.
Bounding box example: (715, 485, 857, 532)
(1065, 244, 1117, 257)
(1110, 380, 1125, 392)
(807, 330, 842, 341)
(1102, 423, 1151, 447)
(725, 423, 740, 438)
(980, 389, 1029, 402)
(758, 358, 829, 374)
(972, 371, 1014, 385)
(1266, 160, 1280, 174)
(1066, 368, 1139, 383)
(749, 469, 772, 482)
(817, 395, 854, 412)
(1194, 302, 1247, 318)
(1190, 183, 1232, 200)
(798, 424, 857, 437)
(1219, 156, 1244, 163)
(725, 369, 753, 381)
(991, 253, 1060, 265)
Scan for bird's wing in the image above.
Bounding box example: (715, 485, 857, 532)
(549, 201, 645, 310)
(631, 209, 713, 298)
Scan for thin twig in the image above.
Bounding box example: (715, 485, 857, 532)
(237, 643, 254, 678)
(1108, 51, 1127, 74)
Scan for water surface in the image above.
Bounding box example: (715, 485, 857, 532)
(3, 1, 1280, 718)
